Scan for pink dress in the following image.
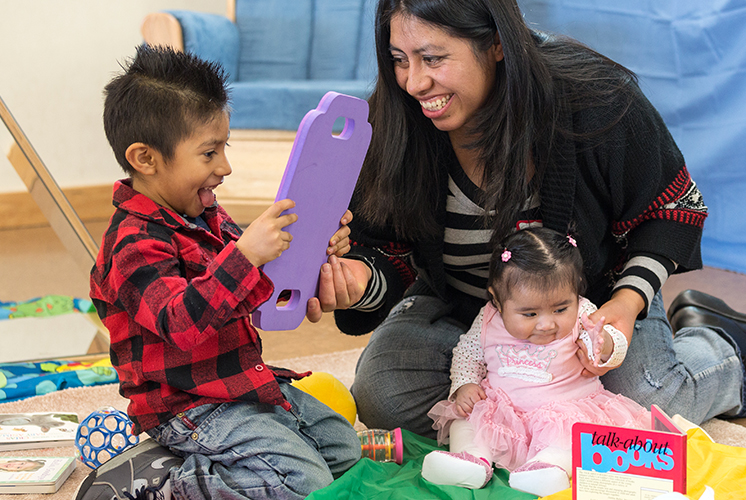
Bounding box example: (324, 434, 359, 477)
(428, 299, 649, 471)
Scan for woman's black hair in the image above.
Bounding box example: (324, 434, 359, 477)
(355, 0, 637, 244)
(488, 227, 586, 305)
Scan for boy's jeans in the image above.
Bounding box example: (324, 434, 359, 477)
(148, 382, 360, 500)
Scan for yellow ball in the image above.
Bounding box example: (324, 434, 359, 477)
(292, 372, 357, 425)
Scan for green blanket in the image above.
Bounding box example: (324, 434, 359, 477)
(310, 430, 538, 499)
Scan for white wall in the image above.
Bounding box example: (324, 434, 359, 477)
(0, 0, 225, 193)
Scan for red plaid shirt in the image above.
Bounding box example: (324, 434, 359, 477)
(90, 180, 305, 434)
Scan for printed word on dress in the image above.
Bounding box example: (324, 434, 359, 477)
(493, 345, 558, 383)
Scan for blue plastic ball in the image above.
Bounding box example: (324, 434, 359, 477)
(75, 406, 139, 469)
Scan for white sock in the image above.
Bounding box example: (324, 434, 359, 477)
(421, 419, 494, 489)
(508, 460, 570, 497)
(421, 450, 492, 489)
(448, 419, 492, 459)
(531, 446, 573, 477)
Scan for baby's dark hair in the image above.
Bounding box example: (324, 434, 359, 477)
(103, 45, 230, 175)
(489, 227, 586, 305)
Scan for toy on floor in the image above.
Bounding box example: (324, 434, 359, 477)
(290, 372, 402, 464)
(291, 372, 357, 425)
(0, 295, 95, 320)
(75, 407, 139, 469)
(358, 428, 404, 465)
(253, 91, 372, 331)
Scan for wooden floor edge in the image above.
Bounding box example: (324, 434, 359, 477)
(0, 185, 114, 231)
(1, 131, 293, 231)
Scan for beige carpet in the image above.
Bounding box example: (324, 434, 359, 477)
(0, 347, 745, 499)
(0, 348, 363, 499)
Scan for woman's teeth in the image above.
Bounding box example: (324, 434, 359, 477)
(421, 95, 452, 111)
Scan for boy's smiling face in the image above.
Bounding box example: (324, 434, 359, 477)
(130, 111, 232, 218)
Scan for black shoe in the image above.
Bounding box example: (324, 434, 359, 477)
(669, 305, 746, 361)
(667, 289, 746, 324)
(75, 439, 183, 500)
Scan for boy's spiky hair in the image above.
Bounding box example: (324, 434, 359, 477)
(103, 45, 230, 175)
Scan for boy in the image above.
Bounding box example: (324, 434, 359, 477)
(82, 46, 360, 500)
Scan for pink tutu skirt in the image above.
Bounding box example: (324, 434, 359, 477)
(428, 381, 650, 471)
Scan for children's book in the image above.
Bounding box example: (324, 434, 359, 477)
(0, 412, 79, 451)
(0, 456, 76, 493)
(572, 405, 686, 500)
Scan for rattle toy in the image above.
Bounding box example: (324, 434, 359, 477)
(358, 427, 404, 465)
(75, 406, 139, 469)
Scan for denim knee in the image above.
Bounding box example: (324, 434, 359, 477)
(149, 399, 348, 500)
(602, 293, 743, 423)
(352, 295, 466, 436)
(279, 384, 361, 478)
(169, 451, 333, 500)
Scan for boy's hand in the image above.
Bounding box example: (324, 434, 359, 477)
(453, 383, 486, 417)
(326, 210, 353, 257)
(237, 199, 297, 267)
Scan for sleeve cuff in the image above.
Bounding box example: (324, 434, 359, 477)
(613, 253, 677, 318)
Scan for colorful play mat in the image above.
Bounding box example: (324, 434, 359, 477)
(0, 294, 95, 320)
(0, 295, 117, 402)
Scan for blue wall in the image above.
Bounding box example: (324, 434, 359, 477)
(518, 0, 746, 274)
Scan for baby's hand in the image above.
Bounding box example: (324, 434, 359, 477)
(327, 210, 353, 257)
(453, 383, 486, 418)
(580, 313, 613, 367)
(237, 199, 297, 267)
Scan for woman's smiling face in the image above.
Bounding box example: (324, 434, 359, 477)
(388, 13, 503, 144)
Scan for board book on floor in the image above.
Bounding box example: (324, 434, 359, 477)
(0, 412, 79, 451)
(572, 404, 686, 499)
(0, 456, 76, 494)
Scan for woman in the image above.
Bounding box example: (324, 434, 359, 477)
(304, 0, 745, 437)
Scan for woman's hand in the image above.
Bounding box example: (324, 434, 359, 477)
(306, 256, 372, 322)
(579, 313, 613, 367)
(453, 383, 487, 417)
(576, 288, 643, 377)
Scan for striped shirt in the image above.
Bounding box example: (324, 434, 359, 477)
(443, 164, 541, 301)
(351, 163, 681, 316)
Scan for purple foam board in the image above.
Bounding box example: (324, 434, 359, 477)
(253, 92, 372, 331)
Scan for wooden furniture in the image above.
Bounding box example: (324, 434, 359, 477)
(139, 0, 377, 226)
(1, 95, 110, 359)
(0, 96, 98, 274)
(139, 0, 376, 130)
(140, 3, 300, 224)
